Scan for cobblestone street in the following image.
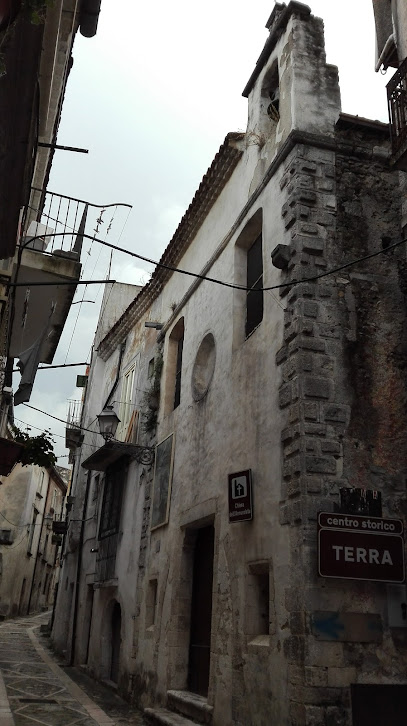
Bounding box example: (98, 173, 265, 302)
(0, 613, 145, 726)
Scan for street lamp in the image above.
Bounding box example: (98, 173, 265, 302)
(97, 405, 120, 442)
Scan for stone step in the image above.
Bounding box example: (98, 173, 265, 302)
(144, 707, 198, 726)
(167, 691, 213, 724)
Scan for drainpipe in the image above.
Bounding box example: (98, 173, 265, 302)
(69, 470, 91, 666)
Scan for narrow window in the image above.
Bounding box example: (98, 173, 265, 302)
(27, 509, 38, 554)
(92, 474, 100, 502)
(148, 358, 155, 379)
(117, 365, 135, 441)
(146, 578, 158, 629)
(165, 317, 185, 413)
(174, 334, 184, 409)
(38, 471, 45, 496)
(247, 560, 270, 640)
(246, 234, 263, 337)
(99, 465, 125, 540)
(256, 572, 270, 635)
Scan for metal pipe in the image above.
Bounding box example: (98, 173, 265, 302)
(69, 470, 92, 666)
(37, 143, 88, 154)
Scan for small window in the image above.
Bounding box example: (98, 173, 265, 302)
(38, 471, 45, 496)
(99, 464, 125, 540)
(174, 335, 184, 409)
(117, 365, 135, 441)
(246, 234, 263, 337)
(164, 318, 185, 414)
(146, 578, 158, 629)
(27, 509, 38, 554)
(92, 474, 100, 502)
(247, 561, 270, 640)
(148, 358, 155, 379)
(0, 529, 12, 545)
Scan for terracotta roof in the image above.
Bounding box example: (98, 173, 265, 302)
(97, 132, 244, 361)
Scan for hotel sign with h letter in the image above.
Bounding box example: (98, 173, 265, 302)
(318, 512, 405, 583)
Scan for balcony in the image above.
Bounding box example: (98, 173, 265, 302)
(9, 190, 87, 364)
(65, 399, 84, 455)
(387, 58, 407, 170)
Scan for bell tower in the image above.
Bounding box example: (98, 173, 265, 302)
(243, 2, 341, 157)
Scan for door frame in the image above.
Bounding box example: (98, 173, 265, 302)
(168, 514, 217, 699)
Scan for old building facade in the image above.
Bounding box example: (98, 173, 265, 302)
(0, 0, 102, 470)
(0, 463, 67, 618)
(54, 4, 407, 725)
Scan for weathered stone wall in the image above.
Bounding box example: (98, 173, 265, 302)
(276, 121, 407, 725)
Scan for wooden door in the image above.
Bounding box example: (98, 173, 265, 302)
(110, 601, 121, 683)
(188, 525, 214, 696)
(352, 684, 407, 725)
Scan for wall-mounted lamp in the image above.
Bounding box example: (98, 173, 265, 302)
(97, 405, 120, 442)
(145, 322, 163, 330)
(90, 547, 99, 553)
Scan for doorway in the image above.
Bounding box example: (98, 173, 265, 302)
(110, 601, 121, 683)
(188, 525, 214, 696)
(84, 586, 94, 665)
(352, 684, 407, 725)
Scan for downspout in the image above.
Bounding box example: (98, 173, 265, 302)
(69, 470, 91, 666)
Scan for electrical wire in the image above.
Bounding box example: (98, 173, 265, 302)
(22, 403, 100, 437)
(7, 532, 29, 550)
(10, 232, 407, 294)
(5, 233, 406, 465)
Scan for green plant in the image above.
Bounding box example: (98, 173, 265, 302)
(22, 0, 53, 25)
(141, 350, 163, 434)
(12, 425, 57, 468)
(0, 0, 53, 79)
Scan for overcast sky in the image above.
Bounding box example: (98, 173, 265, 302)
(15, 0, 390, 463)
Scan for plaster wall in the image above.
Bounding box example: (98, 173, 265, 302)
(0, 465, 49, 617)
(53, 5, 407, 724)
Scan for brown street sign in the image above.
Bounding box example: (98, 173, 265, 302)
(318, 512, 405, 583)
(318, 512, 403, 535)
(228, 470, 253, 523)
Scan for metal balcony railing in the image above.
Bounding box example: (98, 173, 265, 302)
(387, 57, 407, 162)
(21, 188, 132, 258)
(67, 399, 82, 428)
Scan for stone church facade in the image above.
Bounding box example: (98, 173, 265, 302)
(53, 4, 407, 725)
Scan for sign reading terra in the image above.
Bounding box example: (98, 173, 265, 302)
(228, 470, 253, 523)
(318, 512, 405, 583)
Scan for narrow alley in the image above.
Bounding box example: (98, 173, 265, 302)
(0, 612, 145, 726)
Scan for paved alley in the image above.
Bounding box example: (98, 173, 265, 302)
(0, 613, 145, 726)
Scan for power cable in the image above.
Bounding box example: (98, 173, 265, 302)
(9, 232, 407, 294)
(12, 362, 89, 372)
(22, 403, 100, 437)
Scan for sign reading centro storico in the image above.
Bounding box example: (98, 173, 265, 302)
(318, 512, 405, 583)
(228, 470, 253, 523)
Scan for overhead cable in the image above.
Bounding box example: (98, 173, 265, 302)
(9, 232, 407, 294)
